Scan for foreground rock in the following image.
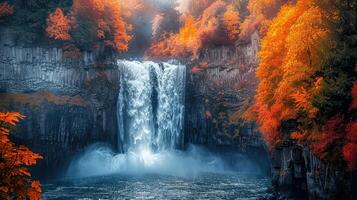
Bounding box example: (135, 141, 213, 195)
(271, 122, 357, 200)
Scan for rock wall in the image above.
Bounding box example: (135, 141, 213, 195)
(184, 31, 264, 150)
(271, 141, 357, 200)
(0, 28, 270, 177)
(0, 45, 120, 177)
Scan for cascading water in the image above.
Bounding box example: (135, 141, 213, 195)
(67, 60, 231, 178)
(117, 60, 186, 153)
(48, 60, 270, 199)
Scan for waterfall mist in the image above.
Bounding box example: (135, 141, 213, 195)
(67, 60, 263, 179)
(67, 143, 265, 178)
(67, 144, 230, 178)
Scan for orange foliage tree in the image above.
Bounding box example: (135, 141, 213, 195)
(343, 121, 357, 171)
(71, 0, 132, 52)
(198, 0, 230, 46)
(246, 0, 336, 145)
(0, 1, 14, 18)
(147, 1, 241, 59)
(177, 15, 200, 53)
(121, 0, 147, 18)
(343, 82, 357, 170)
(46, 0, 132, 54)
(46, 8, 71, 41)
(146, 15, 200, 59)
(223, 4, 241, 41)
(246, 0, 357, 171)
(0, 112, 42, 200)
(240, 0, 285, 38)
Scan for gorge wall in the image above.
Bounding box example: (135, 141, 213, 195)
(184, 31, 263, 149)
(183, 31, 270, 174)
(0, 39, 120, 176)
(0, 29, 268, 177)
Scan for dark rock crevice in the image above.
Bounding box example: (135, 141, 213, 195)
(271, 140, 357, 200)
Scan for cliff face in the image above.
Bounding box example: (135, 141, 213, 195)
(184, 31, 264, 149)
(270, 122, 357, 200)
(0, 45, 120, 177)
(0, 34, 268, 176)
(271, 141, 357, 200)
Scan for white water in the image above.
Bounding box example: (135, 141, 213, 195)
(117, 60, 186, 152)
(67, 144, 228, 178)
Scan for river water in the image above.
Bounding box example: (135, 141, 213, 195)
(42, 173, 270, 200)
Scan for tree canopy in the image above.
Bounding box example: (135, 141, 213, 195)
(246, 0, 357, 171)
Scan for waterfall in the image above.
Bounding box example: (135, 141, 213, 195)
(117, 60, 186, 153)
(67, 61, 233, 177)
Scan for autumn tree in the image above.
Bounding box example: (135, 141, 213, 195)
(311, 0, 356, 169)
(147, 1, 242, 59)
(340, 87, 357, 169)
(46, 8, 71, 41)
(0, 112, 43, 200)
(70, 0, 132, 52)
(246, 0, 357, 170)
(178, 0, 214, 17)
(223, 4, 241, 41)
(0, 1, 73, 44)
(246, 3, 298, 145)
(178, 15, 199, 50)
(248, 0, 337, 145)
(0, 1, 13, 18)
(152, 9, 180, 40)
(43, 0, 133, 54)
(240, 0, 285, 38)
(107, 0, 133, 52)
(146, 15, 199, 59)
(198, 0, 231, 46)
